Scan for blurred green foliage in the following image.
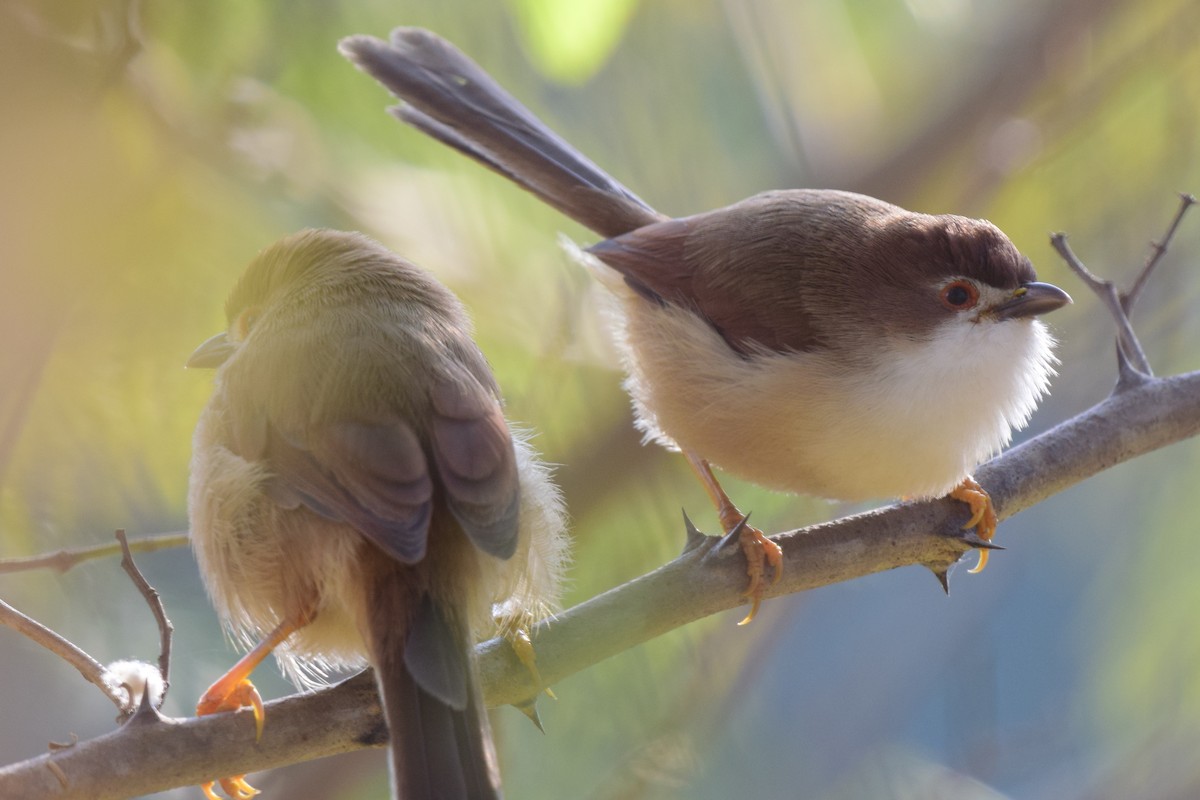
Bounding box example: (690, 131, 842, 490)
(1, 0, 1199, 798)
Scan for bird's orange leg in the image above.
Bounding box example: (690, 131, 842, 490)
(196, 608, 314, 800)
(949, 476, 998, 573)
(686, 453, 783, 625)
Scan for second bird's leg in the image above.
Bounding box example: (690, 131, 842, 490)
(493, 606, 555, 730)
(686, 453, 783, 625)
(195, 606, 315, 800)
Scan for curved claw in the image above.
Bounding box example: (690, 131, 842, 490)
(220, 775, 261, 799)
(949, 476, 998, 573)
(197, 678, 265, 741)
(196, 678, 265, 799)
(200, 776, 260, 800)
(737, 594, 763, 627)
(735, 523, 783, 626)
(686, 453, 784, 622)
(193, 613, 311, 800)
(967, 550, 990, 574)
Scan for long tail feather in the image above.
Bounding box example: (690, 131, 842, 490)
(365, 568, 500, 799)
(339, 28, 663, 239)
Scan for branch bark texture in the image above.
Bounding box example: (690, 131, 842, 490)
(2, 368, 1198, 799)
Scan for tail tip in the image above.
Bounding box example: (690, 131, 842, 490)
(337, 34, 384, 66)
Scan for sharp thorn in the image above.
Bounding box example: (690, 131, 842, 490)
(680, 509, 708, 555)
(930, 568, 950, 595)
(960, 531, 1006, 550)
(514, 699, 545, 733)
(714, 512, 752, 553)
(125, 682, 164, 726)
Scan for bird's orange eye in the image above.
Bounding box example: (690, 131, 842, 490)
(234, 307, 260, 340)
(939, 281, 979, 311)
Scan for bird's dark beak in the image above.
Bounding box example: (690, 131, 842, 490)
(187, 332, 235, 369)
(994, 282, 1072, 320)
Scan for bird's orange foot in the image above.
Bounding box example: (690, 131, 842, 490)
(201, 776, 260, 800)
(196, 678, 265, 799)
(685, 454, 783, 624)
(733, 520, 784, 626)
(503, 625, 556, 731)
(950, 476, 998, 573)
(197, 676, 265, 737)
(505, 626, 554, 700)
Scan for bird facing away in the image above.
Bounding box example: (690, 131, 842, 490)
(339, 29, 1070, 620)
(188, 229, 568, 799)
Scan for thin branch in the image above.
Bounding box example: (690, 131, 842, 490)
(476, 366, 1200, 707)
(115, 530, 173, 700)
(2, 366, 1199, 799)
(1052, 195, 1197, 389)
(1050, 232, 1153, 379)
(0, 597, 126, 712)
(0, 532, 188, 575)
(1123, 192, 1197, 315)
(0, 672, 385, 800)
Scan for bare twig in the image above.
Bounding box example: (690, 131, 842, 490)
(1052, 194, 1198, 388)
(0, 597, 126, 711)
(1123, 192, 1197, 315)
(0, 532, 188, 575)
(115, 530, 173, 701)
(0, 532, 178, 718)
(1051, 232, 1153, 380)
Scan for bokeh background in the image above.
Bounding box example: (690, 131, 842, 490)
(3, 0, 1200, 798)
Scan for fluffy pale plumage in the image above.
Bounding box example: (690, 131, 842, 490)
(591, 256, 1058, 500)
(190, 421, 567, 686)
(189, 229, 568, 798)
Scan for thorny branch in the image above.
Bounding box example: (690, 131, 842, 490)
(0, 198, 1198, 799)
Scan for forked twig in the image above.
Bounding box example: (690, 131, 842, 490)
(1124, 192, 1196, 315)
(1050, 232, 1152, 379)
(0, 531, 178, 714)
(116, 530, 173, 700)
(1050, 193, 1197, 387)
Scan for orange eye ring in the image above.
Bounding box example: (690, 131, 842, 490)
(939, 280, 979, 311)
(234, 307, 261, 340)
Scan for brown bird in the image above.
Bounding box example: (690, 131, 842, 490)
(339, 29, 1071, 620)
(187, 229, 568, 799)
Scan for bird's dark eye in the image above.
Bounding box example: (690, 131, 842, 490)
(939, 281, 979, 311)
